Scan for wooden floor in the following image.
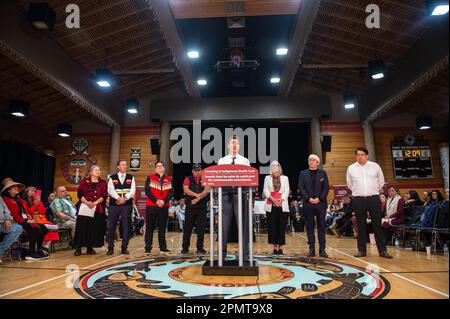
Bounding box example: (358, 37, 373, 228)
(0, 232, 448, 299)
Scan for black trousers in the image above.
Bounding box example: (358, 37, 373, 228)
(107, 204, 132, 250)
(353, 196, 386, 253)
(222, 193, 249, 260)
(145, 206, 168, 250)
(182, 207, 206, 251)
(304, 202, 327, 249)
(266, 206, 287, 245)
(21, 222, 48, 253)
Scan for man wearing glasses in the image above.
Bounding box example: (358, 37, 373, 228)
(50, 186, 77, 235)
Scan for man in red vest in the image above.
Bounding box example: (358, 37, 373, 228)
(144, 161, 173, 254)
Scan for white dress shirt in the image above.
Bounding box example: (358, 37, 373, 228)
(108, 172, 136, 200)
(217, 153, 250, 166)
(346, 160, 385, 197)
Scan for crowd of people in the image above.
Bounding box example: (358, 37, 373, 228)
(1, 140, 449, 265)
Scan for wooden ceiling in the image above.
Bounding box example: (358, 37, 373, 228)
(380, 66, 449, 127)
(15, 0, 186, 100)
(293, 0, 431, 95)
(0, 52, 104, 132)
(168, 0, 301, 19)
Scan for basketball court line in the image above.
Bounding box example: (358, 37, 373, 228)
(295, 233, 449, 298)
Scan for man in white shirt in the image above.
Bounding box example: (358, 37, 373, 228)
(217, 135, 251, 262)
(107, 160, 136, 255)
(346, 147, 392, 259)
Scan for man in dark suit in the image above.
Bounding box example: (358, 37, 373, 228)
(298, 154, 330, 258)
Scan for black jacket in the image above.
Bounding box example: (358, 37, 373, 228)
(298, 169, 329, 204)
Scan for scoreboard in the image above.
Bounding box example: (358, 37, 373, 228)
(392, 145, 433, 179)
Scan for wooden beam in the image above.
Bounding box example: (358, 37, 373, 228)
(148, 0, 199, 97)
(278, 0, 321, 96)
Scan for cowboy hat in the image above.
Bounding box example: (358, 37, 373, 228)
(1, 178, 26, 195)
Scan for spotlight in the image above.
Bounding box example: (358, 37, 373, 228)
(187, 51, 200, 59)
(57, 123, 72, 137)
(343, 94, 356, 109)
(197, 79, 207, 86)
(27, 3, 56, 30)
(416, 115, 432, 130)
(95, 69, 114, 88)
(9, 100, 30, 117)
(276, 48, 288, 56)
(125, 98, 140, 114)
(270, 77, 281, 84)
(426, 0, 449, 15)
(368, 59, 386, 80)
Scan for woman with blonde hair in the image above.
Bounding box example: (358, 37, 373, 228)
(263, 161, 290, 255)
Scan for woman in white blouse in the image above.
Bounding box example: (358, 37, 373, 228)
(263, 161, 290, 255)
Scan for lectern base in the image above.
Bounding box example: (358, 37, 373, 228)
(202, 260, 259, 276)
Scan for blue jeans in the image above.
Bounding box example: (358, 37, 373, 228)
(0, 223, 23, 255)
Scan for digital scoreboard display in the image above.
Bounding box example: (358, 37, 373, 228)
(391, 145, 433, 179)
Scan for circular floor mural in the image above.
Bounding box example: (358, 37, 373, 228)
(75, 255, 390, 299)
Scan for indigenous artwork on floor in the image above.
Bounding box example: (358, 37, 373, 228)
(75, 254, 390, 299)
(60, 139, 97, 185)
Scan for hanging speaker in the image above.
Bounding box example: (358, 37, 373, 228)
(150, 138, 160, 155)
(322, 135, 332, 152)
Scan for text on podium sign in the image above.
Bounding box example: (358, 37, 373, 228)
(201, 164, 259, 187)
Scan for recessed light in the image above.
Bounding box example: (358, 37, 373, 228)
(187, 51, 200, 59)
(197, 79, 207, 86)
(270, 77, 280, 84)
(276, 48, 288, 55)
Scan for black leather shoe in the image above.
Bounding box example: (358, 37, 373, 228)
(160, 248, 170, 253)
(181, 249, 189, 254)
(354, 251, 367, 257)
(278, 249, 284, 255)
(307, 248, 315, 257)
(319, 249, 329, 258)
(273, 249, 278, 255)
(107, 249, 114, 256)
(379, 251, 393, 259)
(74, 249, 81, 256)
(196, 249, 207, 254)
(86, 248, 96, 255)
(121, 249, 129, 255)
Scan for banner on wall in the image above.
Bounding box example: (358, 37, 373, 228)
(60, 139, 97, 185)
(130, 148, 141, 171)
(135, 186, 147, 217)
(333, 184, 389, 201)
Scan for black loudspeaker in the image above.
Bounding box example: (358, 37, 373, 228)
(322, 135, 332, 152)
(150, 138, 160, 155)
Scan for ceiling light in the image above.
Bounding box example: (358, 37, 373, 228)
(9, 100, 30, 117)
(27, 3, 56, 30)
(125, 98, 140, 114)
(276, 48, 288, 55)
(197, 79, 207, 86)
(270, 77, 280, 84)
(57, 123, 72, 137)
(95, 68, 114, 88)
(426, 0, 449, 15)
(368, 59, 386, 80)
(416, 115, 432, 130)
(187, 51, 200, 59)
(343, 94, 356, 109)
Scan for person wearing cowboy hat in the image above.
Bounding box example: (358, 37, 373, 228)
(1, 178, 49, 261)
(298, 154, 330, 258)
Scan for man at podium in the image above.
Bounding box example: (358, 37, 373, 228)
(217, 135, 251, 262)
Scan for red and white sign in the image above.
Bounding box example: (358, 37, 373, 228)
(135, 186, 147, 217)
(202, 164, 259, 187)
(333, 184, 389, 201)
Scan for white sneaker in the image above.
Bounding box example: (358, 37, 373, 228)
(0, 258, 3, 265)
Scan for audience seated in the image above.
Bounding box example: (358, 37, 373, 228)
(50, 186, 77, 240)
(330, 195, 354, 237)
(22, 186, 59, 255)
(175, 198, 186, 231)
(0, 196, 23, 265)
(1, 178, 49, 261)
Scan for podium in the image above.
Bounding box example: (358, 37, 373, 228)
(201, 164, 259, 276)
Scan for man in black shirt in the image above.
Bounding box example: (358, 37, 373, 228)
(298, 154, 330, 258)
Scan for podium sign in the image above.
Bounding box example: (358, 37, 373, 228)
(202, 164, 259, 187)
(202, 164, 259, 275)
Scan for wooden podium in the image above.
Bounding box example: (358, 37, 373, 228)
(201, 164, 259, 276)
